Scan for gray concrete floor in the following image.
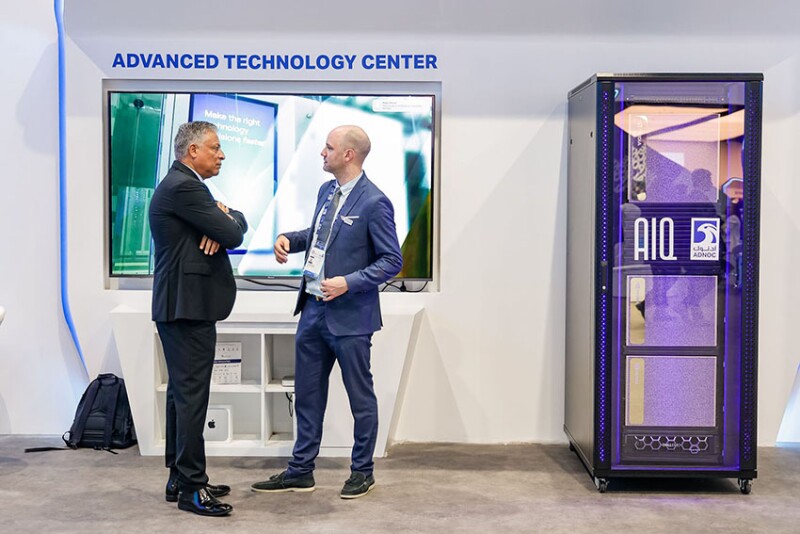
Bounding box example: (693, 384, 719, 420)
(2, 436, 799, 533)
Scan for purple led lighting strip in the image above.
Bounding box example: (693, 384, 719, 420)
(615, 82, 626, 467)
(596, 85, 613, 465)
(723, 85, 733, 465)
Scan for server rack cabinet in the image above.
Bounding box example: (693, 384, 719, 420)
(564, 73, 762, 493)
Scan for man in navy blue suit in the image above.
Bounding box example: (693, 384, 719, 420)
(251, 125, 403, 499)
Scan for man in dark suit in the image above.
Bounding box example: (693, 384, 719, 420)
(149, 121, 247, 517)
(251, 125, 402, 499)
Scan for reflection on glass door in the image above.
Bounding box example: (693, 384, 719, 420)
(611, 81, 746, 468)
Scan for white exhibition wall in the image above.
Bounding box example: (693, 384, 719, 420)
(0, 0, 88, 433)
(2, 0, 799, 446)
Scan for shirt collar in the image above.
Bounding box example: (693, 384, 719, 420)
(188, 167, 204, 182)
(177, 160, 205, 182)
(337, 172, 362, 196)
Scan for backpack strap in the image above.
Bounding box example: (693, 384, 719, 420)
(24, 445, 69, 453)
(102, 377, 122, 450)
(64, 378, 102, 449)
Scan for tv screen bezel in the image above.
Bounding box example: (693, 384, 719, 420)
(103, 79, 440, 286)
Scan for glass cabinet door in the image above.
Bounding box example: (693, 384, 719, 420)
(610, 81, 748, 469)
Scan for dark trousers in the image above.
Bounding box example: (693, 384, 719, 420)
(156, 319, 216, 492)
(288, 299, 378, 476)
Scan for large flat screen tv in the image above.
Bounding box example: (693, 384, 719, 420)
(107, 84, 436, 280)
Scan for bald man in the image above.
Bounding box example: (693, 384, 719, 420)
(251, 125, 403, 499)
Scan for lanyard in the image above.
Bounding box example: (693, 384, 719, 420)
(313, 183, 341, 250)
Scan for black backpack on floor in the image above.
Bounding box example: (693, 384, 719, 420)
(63, 373, 137, 450)
(25, 373, 136, 454)
(26, 373, 137, 453)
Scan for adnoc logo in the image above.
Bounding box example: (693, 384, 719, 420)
(690, 217, 720, 261)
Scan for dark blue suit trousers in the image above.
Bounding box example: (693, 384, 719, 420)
(288, 298, 378, 476)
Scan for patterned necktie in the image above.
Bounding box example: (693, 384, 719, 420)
(315, 188, 342, 250)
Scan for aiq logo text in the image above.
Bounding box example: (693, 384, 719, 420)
(634, 217, 677, 261)
(690, 218, 720, 261)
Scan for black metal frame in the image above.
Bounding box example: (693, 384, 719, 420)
(570, 73, 762, 488)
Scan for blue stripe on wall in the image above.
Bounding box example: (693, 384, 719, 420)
(55, 0, 89, 378)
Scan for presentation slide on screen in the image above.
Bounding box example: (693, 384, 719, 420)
(108, 91, 434, 279)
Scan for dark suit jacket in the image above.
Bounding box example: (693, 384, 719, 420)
(284, 174, 403, 336)
(149, 161, 248, 322)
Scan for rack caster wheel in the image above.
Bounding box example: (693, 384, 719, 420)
(738, 478, 752, 495)
(594, 477, 609, 493)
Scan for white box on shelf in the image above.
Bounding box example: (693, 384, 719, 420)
(205, 405, 232, 442)
(212, 341, 242, 385)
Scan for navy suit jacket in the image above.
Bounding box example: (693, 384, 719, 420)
(284, 174, 403, 336)
(149, 161, 248, 322)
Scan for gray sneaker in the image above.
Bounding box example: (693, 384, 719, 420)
(340, 471, 375, 499)
(251, 470, 315, 493)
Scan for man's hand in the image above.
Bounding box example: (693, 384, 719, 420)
(217, 201, 236, 221)
(274, 235, 290, 264)
(321, 276, 348, 301)
(199, 235, 220, 255)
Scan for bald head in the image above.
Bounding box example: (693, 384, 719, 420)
(322, 125, 372, 183)
(333, 125, 371, 164)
